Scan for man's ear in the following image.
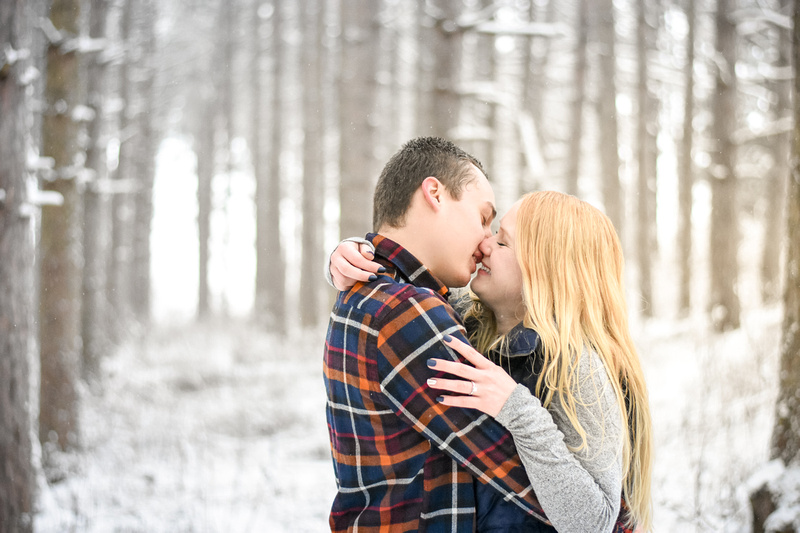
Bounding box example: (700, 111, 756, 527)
(420, 177, 444, 212)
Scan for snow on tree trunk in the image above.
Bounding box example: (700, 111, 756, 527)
(39, 0, 83, 457)
(338, 0, 381, 238)
(564, 0, 587, 197)
(635, 0, 655, 317)
(677, 0, 696, 316)
(82, 0, 111, 381)
(708, 0, 741, 332)
(593, 0, 623, 242)
(750, 4, 800, 531)
(0, 0, 41, 528)
(300, 0, 324, 328)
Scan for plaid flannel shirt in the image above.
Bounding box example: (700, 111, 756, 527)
(323, 234, 548, 532)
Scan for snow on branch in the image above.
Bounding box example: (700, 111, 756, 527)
(732, 116, 794, 145)
(731, 8, 792, 32)
(471, 20, 568, 38)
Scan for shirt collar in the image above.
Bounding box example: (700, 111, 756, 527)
(367, 233, 450, 299)
(503, 322, 541, 358)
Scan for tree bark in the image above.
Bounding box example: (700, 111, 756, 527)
(635, 0, 654, 317)
(429, 0, 464, 139)
(708, 0, 741, 331)
(39, 0, 84, 457)
(338, 0, 381, 237)
(762, 6, 791, 304)
(82, 0, 111, 380)
(300, 0, 325, 328)
(593, 0, 623, 239)
(255, 0, 287, 332)
(130, 0, 158, 324)
(677, 0, 696, 316)
(196, 101, 214, 320)
(0, 0, 39, 528)
(769, 0, 800, 466)
(564, 0, 587, 197)
(109, 0, 135, 339)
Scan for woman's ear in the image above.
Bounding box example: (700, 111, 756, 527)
(420, 176, 443, 212)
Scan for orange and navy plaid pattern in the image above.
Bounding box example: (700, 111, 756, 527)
(324, 234, 549, 532)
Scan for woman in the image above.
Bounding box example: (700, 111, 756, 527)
(329, 191, 653, 532)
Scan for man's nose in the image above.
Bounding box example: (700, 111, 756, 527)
(478, 237, 492, 257)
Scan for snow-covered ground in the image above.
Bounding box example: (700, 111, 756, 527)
(33, 304, 782, 532)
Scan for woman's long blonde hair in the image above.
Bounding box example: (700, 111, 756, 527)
(470, 191, 653, 530)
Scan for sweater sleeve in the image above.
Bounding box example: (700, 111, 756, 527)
(494, 350, 623, 533)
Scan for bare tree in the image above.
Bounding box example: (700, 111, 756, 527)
(429, 0, 464, 138)
(39, 0, 84, 456)
(0, 0, 42, 528)
(338, 0, 381, 238)
(196, 98, 215, 320)
(708, 0, 741, 331)
(593, 0, 623, 238)
(761, 4, 791, 304)
(635, 0, 655, 317)
(251, 0, 270, 327)
(300, 0, 325, 328)
(107, 0, 138, 336)
(255, 0, 287, 332)
(82, 0, 111, 380)
(752, 6, 800, 529)
(130, 0, 158, 324)
(769, 0, 800, 467)
(565, 0, 588, 196)
(109, 0, 135, 339)
(677, 0, 696, 316)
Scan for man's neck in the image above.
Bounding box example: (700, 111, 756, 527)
(377, 226, 439, 282)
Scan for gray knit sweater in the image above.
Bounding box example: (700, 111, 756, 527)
(495, 348, 624, 533)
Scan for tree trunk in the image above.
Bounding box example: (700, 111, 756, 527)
(109, 0, 135, 340)
(216, 0, 236, 317)
(769, 0, 800, 466)
(300, 0, 324, 328)
(564, 0, 587, 197)
(0, 1, 39, 528)
(416, 0, 434, 135)
(255, 0, 287, 333)
(252, 0, 269, 326)
(635, 0, 654, 317)
(762, 8, 791, 304)
(338, 0, 381, 238)
(473, 0, 496, 174)
(82, 0, 111, 380)
(593, 0, 623, 239)
(708, 0, 741, 332)
(130, 0, 158, 324)
(40, 0, 84, 459)
(196, 101, 214, 320)
(429, 0, 463, 139)
(677, 0, 696, 316)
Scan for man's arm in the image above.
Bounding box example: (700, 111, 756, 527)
(373, 289, 548, 522)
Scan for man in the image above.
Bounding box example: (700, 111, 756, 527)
(324, 137, 548, 531)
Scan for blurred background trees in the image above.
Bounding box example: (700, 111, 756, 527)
(0, 0, 798, 529)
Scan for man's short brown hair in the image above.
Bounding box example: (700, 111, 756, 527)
(372, 137, 487, 231)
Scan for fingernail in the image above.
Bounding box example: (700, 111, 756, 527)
(377, 266, 386, 273)
(436, 396, 444, 403)
(368, 274, 378, 281)
(427, 378, 437, 386)
(443, 334, 453, 342)
(427, 359, 436, 367)
(366, 250, 374, 256)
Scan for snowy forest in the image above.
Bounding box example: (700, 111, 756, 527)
(2, 0, 800, 531)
